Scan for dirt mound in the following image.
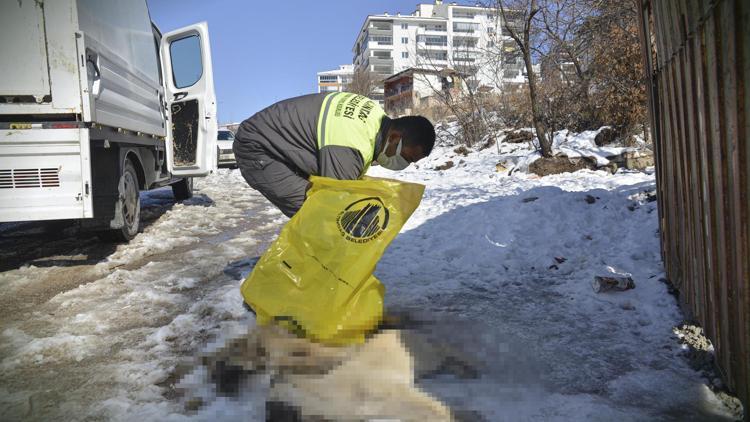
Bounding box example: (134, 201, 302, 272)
(454, 145, 470, 156)
(529, 155, 597, 176)
(504, 130, 534, 144)
(435, 161, 455, 171)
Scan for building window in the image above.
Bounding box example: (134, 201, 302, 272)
(418, 35, 448, 46)
(401, 37, 408, 44)
(319, 75, 338, 83)
(373, 65, 393, 74)
(370, 21, 392, 31)
(401, 23, 408, 29)
(417, 50, 448, 61)
(453, 22, 479, 33)
(453, 10, 476, 19)
(453, 36, 477, 48)
(371, 36, 393, 45)
(420, 23, 446, 32)
(402, 52, 409, 58)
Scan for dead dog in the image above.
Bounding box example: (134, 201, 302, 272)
(194, 314, 482, 421)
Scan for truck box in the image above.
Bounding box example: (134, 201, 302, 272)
(0, 0, 217, 240)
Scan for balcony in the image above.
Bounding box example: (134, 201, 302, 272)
(368, 27, 393, 37)
(452, 10, 478, 19)
(370, 21, 393, 31)
(452, 36, 478, 49)
(417, 24, 447, 33)
(371, 50, 392, 59)
(418, 43, 450, 52)
(417, 49, 448, 63)
(370, 56, 394, 68)
(452, 22, 480, 33)
(371, 64, 394, 76)
(416, 35, 448, 48)
(368, 36, 393, 46)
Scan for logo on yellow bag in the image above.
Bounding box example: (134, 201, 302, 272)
(336, 197, 390, 243)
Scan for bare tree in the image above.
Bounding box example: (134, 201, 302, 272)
(536, 0, 597, 131)
(346, 69, 380, 97)
(538, 0, 595, 86)
(408, 26, 502, 148)
(497, 0, 554, 157)
(536, 0, 647, 137)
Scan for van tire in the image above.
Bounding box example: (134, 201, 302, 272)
(98, 160, 141, 242)
(172, 177, 193, 201)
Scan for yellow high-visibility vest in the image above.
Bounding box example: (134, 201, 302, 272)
(316, 92, 386, 176)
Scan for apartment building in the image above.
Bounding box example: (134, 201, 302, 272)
(317, 64, 354, 93)
(351, 1, 525, 95)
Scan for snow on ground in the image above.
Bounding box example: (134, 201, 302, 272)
(0, 171, 282, 421)
(550, 128, 640, 166)
(0, 130, 740, 421)
(366, 141, 735, 420)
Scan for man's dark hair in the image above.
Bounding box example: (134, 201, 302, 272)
(391, 115, 435, 156)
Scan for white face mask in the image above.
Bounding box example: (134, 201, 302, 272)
(377, 138, 410, 170)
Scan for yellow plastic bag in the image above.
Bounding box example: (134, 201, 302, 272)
(241, 175, 425, 345)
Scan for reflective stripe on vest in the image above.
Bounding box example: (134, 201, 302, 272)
(316, 92, 385, 174)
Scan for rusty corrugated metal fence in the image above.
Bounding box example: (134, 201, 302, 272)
(637, 0, 748, 416)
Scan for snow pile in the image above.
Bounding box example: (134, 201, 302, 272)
(435, 122, 651, 171)
(551, 129, 638, 166)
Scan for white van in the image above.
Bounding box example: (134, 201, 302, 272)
(0, 0, 218, 240)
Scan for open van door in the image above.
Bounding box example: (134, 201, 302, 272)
(160, 22, 217, 177)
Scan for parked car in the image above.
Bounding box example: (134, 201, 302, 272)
(0, 0, 218, 241)
(217, 129, 237, 168)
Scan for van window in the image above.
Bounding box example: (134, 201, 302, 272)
(170, 35, 203, 89)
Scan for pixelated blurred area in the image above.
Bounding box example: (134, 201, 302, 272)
(184, 312, 494, 421)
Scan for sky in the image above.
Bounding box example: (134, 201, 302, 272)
(147, 0, 428, 125)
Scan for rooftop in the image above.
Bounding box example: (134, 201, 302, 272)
(317, 64, 354, 77)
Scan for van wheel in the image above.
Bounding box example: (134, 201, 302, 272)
(172, 177, 193, 200)
(98, 160, 140, 242)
